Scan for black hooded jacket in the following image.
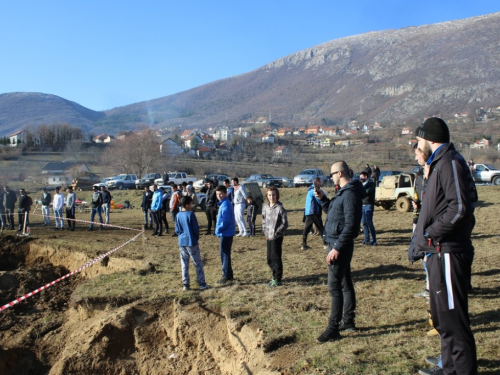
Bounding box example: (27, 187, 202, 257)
(415, 143, 477, 254)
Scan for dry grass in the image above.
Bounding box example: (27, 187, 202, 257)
(19, 185, 500, 374)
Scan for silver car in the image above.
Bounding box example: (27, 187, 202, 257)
(293, 168, 327, 187)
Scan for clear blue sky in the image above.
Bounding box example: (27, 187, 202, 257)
(1, 1, 498, 111)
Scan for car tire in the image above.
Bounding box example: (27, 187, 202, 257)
(118, 184, 124, 190)
(492, 176, 500, 185)
(396, 196, 411, 213)
(136, 185, 140, 189)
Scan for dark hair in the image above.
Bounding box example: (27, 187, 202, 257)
(266, 186, 280, 202)
(181, 181, 187, 187)
(216, 185, 227, 193)
(223, 178, 230, 184)
(171, 183, 178, 189)
(246, 196, 254, 202)
(359, 172, 368, 177)
(180, 195, 193, 208)
(232, 177, 239, 184)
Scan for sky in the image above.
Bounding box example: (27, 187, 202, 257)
(1, 1, 499, 111)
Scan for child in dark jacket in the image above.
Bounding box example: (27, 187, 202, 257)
(246, 196, 258, 237)
(175, 196, 209, 291)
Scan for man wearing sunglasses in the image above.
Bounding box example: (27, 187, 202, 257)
(315, 161, 364, 343)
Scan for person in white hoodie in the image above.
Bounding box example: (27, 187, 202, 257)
(232, 178, 248, 236)
(52, 186, 65, 230)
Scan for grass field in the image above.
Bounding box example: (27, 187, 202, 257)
(1, 185, 499, 374)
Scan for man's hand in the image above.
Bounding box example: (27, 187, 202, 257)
(314, 189, 324, 199)
(326, 248, 340, 264)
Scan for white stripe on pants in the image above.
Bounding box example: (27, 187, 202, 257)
(234, 203, 247, 235)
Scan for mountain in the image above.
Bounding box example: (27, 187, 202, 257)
(0, 93, 105, 136)
(2, 12, 500, 135)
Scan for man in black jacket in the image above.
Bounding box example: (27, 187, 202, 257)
(315, 161, 363, 343)
(4, 186, 17, 230)
(0, 188, 6, 230)
(359, 171, 377, 246)
(17, 188, 31, 231)
(415, 117, 478, 375)
(200, 179, 217, 235)
(87, 186, 104, 231)
(41, 187, 52, 226)
(140, 187, 153, 229)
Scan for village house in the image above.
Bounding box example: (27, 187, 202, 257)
(9, 130, 37, 147)
(184, 134, 203, 150)
(41, 162, 91, 186)
(117, 130, 134, 140)
(180, 129, 195, 139)
(213, 128, 232, 141)
(262, 134, 275, 144)
(306, 125, 320, 135)
(197, 146, 212, 158)
(401, 127, 411, 135)
(274, 145, 290, 156)
(470, 138, 490, 149)
(93, 134, 115, 143)
(160, 138, 183, 156)
(320, 138, 333, 148)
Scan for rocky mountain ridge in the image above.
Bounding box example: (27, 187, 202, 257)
(1, 11, 500, 135)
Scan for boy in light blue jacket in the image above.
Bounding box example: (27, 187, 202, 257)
(175, 196, 209, 291)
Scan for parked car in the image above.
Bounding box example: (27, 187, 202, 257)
(471, 163, 500, 185)
(277, 176, 293, 187)
(93, 177, 115, 189)
(241, 181, 264, 214)
(135, 173, 162, 189)
(244, 174, 283, 188)
(193, 174, 229, 189)
(293, 168, 327, 187)
(106, 174, 138, 190)
(154, 171, 197, 186)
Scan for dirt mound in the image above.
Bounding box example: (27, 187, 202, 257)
(0, 235, 279, 375)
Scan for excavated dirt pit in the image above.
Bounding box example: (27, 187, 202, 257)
(0, 235, 279, 375)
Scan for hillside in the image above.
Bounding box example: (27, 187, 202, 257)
(0, 93, 105, 136)
(1, 12, 500, 135)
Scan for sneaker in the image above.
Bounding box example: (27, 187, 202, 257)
(360, 240, 368, 245)
(427, 328, 439, 336)
(171, 233, 178, 237)
(370, 241, 378, 246)
(236, 233, 243, 237)
(338, 320, 357, 332)
(216, 277, 229, 285)
(268, 279, 282, 288)
(414, 289, 430, 298)
(301, 244, 311, 250)
(425, 357, 440, 367)
(199, 284, 210, 290)
(203, 231, 212, 236)
(316, 328, 341, 343)
(183, 285, 190, 291)
(418, 366, 444, 375)
(243, 233, 250, 237)
(87, 227, 93, 231)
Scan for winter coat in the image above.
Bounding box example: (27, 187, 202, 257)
(262, 201, 288, 240)
(415, 143, 477, 254)
(304, 185, 322, 216)
(175, 210, 200, 247)
(215, 197, 235, 237)
(320, 180, 363, 252)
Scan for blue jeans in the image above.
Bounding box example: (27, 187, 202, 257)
(54, 207, 64, 228)
(102, 203, 110, 224)
(361, 204, 376, 243)
(220, 236, 234, 279)
(90, 207, 103, 228)
(180, 244, 206, 287)
(42, 205, 51, 224)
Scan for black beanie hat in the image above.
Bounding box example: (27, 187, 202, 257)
(415, 117, 450, 143)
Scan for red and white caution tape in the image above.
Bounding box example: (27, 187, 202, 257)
(29, 212, 143, 232)
(0, 230, 144, 312)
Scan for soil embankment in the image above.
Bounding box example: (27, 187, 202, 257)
(0, 235, 277, 375)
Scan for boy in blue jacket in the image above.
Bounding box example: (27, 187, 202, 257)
(175, 196, 209, 291)
(215, 185, 236, 284)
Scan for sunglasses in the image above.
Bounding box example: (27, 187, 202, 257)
(330, 171, 339, 178)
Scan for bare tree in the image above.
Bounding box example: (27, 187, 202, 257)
(103, 129, 162, 178)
